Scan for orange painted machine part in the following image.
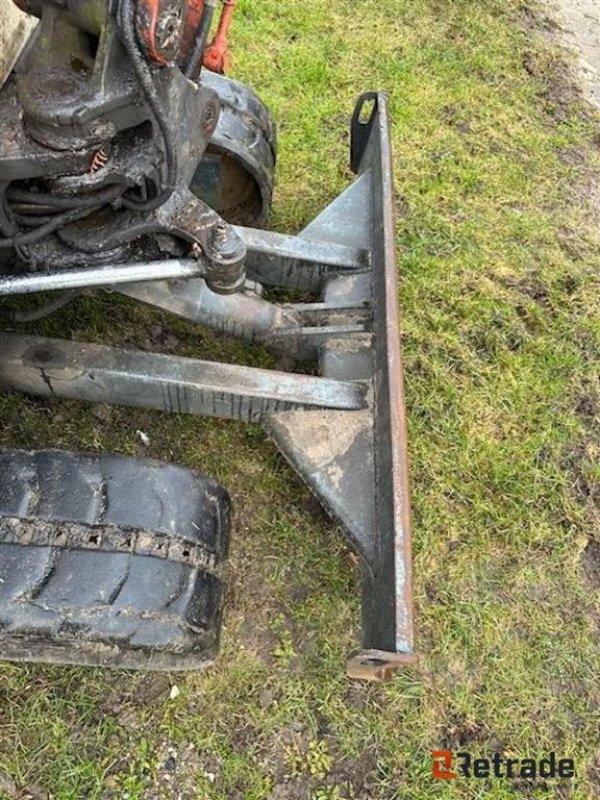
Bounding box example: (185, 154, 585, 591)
(138, 0, 236, 75)
(203, 0, 236, 75)
(178, 0, 205, 65)
(11, 0, 235, 75)
(137, 0, 167, 65)
(138, 0, 206, 66)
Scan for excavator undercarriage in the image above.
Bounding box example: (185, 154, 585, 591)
(0, 0, 414, 680)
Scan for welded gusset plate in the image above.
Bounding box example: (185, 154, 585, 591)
(265, 92, 416, 680)
(0, 90, 413, 681)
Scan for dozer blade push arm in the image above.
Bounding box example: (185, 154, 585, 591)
(0, 93, 415, 679)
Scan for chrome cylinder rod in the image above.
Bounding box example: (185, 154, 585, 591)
(0, 259, 205, 296)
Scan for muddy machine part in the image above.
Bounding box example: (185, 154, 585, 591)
(0, 0, 414, 680)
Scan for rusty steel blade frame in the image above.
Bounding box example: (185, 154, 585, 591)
(0, 92, 415, 680)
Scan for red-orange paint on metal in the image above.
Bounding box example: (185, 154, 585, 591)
(137, 0, 167, 65)
(178, 0, 205, 64)
(203, 0, 236, 74)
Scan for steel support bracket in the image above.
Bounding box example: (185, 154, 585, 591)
(0, 92, 415, 680)
(265, 92, 415, 679)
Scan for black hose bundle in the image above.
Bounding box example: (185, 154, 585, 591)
(0, 0, 177, 254)
(117, 0, 177, 211)
(0, 184, 125, 250)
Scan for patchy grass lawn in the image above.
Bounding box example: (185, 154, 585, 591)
(1, 0, 600, 798)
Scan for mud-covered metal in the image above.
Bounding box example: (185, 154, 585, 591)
(265, 93, 416, 678)
(0, 0, 260, 295)
(0, 92, 415, 680)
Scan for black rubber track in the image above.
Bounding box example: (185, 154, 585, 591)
(0, 450, 230, 670)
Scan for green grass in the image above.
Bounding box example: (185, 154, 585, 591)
(1, 0, 600, 798)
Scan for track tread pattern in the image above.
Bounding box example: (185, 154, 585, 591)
(0, 450, 230, 670)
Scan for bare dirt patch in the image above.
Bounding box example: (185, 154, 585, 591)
(581, 538, 600, 590)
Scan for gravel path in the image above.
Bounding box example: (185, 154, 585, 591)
(552, 0, 600, 108)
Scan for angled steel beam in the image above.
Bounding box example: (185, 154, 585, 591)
(0, 92, 415, 681)
(266, 93, 416, 680)
(0, 334, 366, 421)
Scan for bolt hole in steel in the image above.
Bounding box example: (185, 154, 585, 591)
(361, 658, 388, 668)
(357, 97, 376, 125)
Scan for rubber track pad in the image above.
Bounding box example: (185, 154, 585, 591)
(0, 450, 230, 670)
